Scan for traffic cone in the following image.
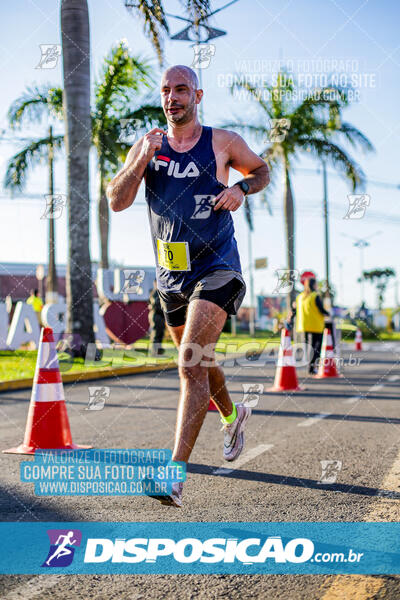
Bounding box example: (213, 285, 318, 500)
(3, 327, 91, 455)
(267, 328, 303, 392)
(314, 326, 341, 379)
(355, 328, 363, 351)
(208, 399, 218, 412)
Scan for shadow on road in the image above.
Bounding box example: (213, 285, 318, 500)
(0, 482, 79, 522)
(187, 463, 400, 499)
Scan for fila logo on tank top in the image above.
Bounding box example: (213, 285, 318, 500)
(145, 126, 242, 292)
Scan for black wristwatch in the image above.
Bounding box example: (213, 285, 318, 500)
(236, 180, 250, 195)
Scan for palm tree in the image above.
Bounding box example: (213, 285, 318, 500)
(92, 42, 164, 268)
(4, 119, 64, 301)
(5, 45, 163, 273)
(61, 0, 93, 356)
(225, 72, 374, 308)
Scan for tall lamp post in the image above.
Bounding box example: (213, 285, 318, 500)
(166, 0, 239, 122)
(341, 231, 382, 305)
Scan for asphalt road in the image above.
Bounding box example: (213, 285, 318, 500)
(0, 341, 399, 599)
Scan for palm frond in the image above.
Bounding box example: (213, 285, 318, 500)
(125, 1, 168, 66)
(230, 80, 273, 117)
(4, 134, 64, 191)
(7, 85, 63, 128)
(298, 137, 365, 191)
(181, 0, 211, 22)
(94, 43, 153, 121)
(221, 121, 269, 145)
(333, 122, 374, 152)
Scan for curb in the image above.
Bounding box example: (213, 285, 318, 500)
(0, 344, 284, 393)
(0, 361, 178, 393)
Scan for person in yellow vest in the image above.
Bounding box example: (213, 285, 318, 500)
(295, 278, 329, 374)
(26, 288, 43, 326)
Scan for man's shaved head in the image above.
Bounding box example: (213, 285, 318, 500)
(161, 65, 199, 90)
(160, 65, 202, 125)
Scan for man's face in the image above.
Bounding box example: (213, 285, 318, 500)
(160, 70, 201, 125)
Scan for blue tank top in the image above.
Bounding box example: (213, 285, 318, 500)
(145, 126, 242, 292)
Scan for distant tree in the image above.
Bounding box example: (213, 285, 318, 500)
(225, 71, 373, 308)
(362, 268, 396, 309)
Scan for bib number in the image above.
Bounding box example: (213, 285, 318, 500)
(157, 239, 191, 271)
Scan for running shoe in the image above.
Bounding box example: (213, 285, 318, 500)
(148, 481, 183, 508)
(221, 403, 251, 462)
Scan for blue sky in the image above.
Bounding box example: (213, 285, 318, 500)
(0, 0, 399, 308)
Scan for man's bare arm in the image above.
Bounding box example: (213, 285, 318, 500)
(228, 131, 270, 194)
(107, 127, 167, 212)
(214, 131, 270, 212)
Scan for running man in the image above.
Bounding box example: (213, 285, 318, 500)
(46, 531, 76, 566)
(108, 65, 269, 507)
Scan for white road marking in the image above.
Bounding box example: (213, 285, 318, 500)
(4, 575, 66, 600)
(297, 413, 331, 427)
(343, 396, 361, 405)
(213, 444, 274, 475)
(387, 375, 399, 382)
(369, 383, 384, 392)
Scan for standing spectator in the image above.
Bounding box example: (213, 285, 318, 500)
(148, 280, 165, 357)
(26, 288, 43, 326)
(295, 278, 330, 374)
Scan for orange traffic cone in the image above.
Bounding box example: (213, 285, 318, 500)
(314, 326, 341, 379)
(355, 328, 363, 351)
(267, 328, 302, 392)
(3, 327, 91, 455)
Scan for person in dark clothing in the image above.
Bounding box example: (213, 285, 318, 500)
(148, 280, 165, 356)
(293, 278, 330, 374)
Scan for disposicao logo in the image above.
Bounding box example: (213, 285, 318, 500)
(42, 529, 82, 567)
(83, 536, 314, 564)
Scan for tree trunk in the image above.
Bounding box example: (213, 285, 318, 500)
(45, 125, 58, 303)
(98, 163, 109, 269)
(61, 0, 94, 356)
(283, 163, 296, 310)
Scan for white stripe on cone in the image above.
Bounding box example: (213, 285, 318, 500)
(276, 334, 295, 367)
(32, 382, 65, 403)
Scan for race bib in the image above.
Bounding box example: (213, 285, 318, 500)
(157, 239, 191, 271)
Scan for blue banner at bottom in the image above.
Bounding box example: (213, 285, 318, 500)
(0, 522, 399, 574)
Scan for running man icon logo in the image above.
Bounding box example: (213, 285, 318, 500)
(191, 195, 216, 219)
(35, 44, 61, 69)
(41, 194, 66, 220)
(122, 269, 145, 294)
(242, 383, 264, 407)
(318, 460, 342, 484)
(343, 194, 370, 219)
(86, 386, 110, 411)
(191, 44, 216, 69)
(273, 269, 299, 294)
(42, 529, 82, 567)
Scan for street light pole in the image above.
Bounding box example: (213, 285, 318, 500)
(354, 239, 369, 304)
(247, 223, 255, 336)
(341, 232, 382, 306)
(322, 159, 331, 299)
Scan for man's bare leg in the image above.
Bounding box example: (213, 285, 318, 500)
(168, 315, 233, 425)
(168, 298, 231, 464)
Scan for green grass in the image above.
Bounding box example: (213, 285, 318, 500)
(0, 332, 281, 383)
(2, 330, 398, 383)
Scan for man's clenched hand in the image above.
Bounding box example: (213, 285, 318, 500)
(139, 127, 168, 162)
(213, 184, 245, 212)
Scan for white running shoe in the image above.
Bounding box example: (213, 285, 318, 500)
(148, 481, 183, 508)
(221, 403, 251, 462)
